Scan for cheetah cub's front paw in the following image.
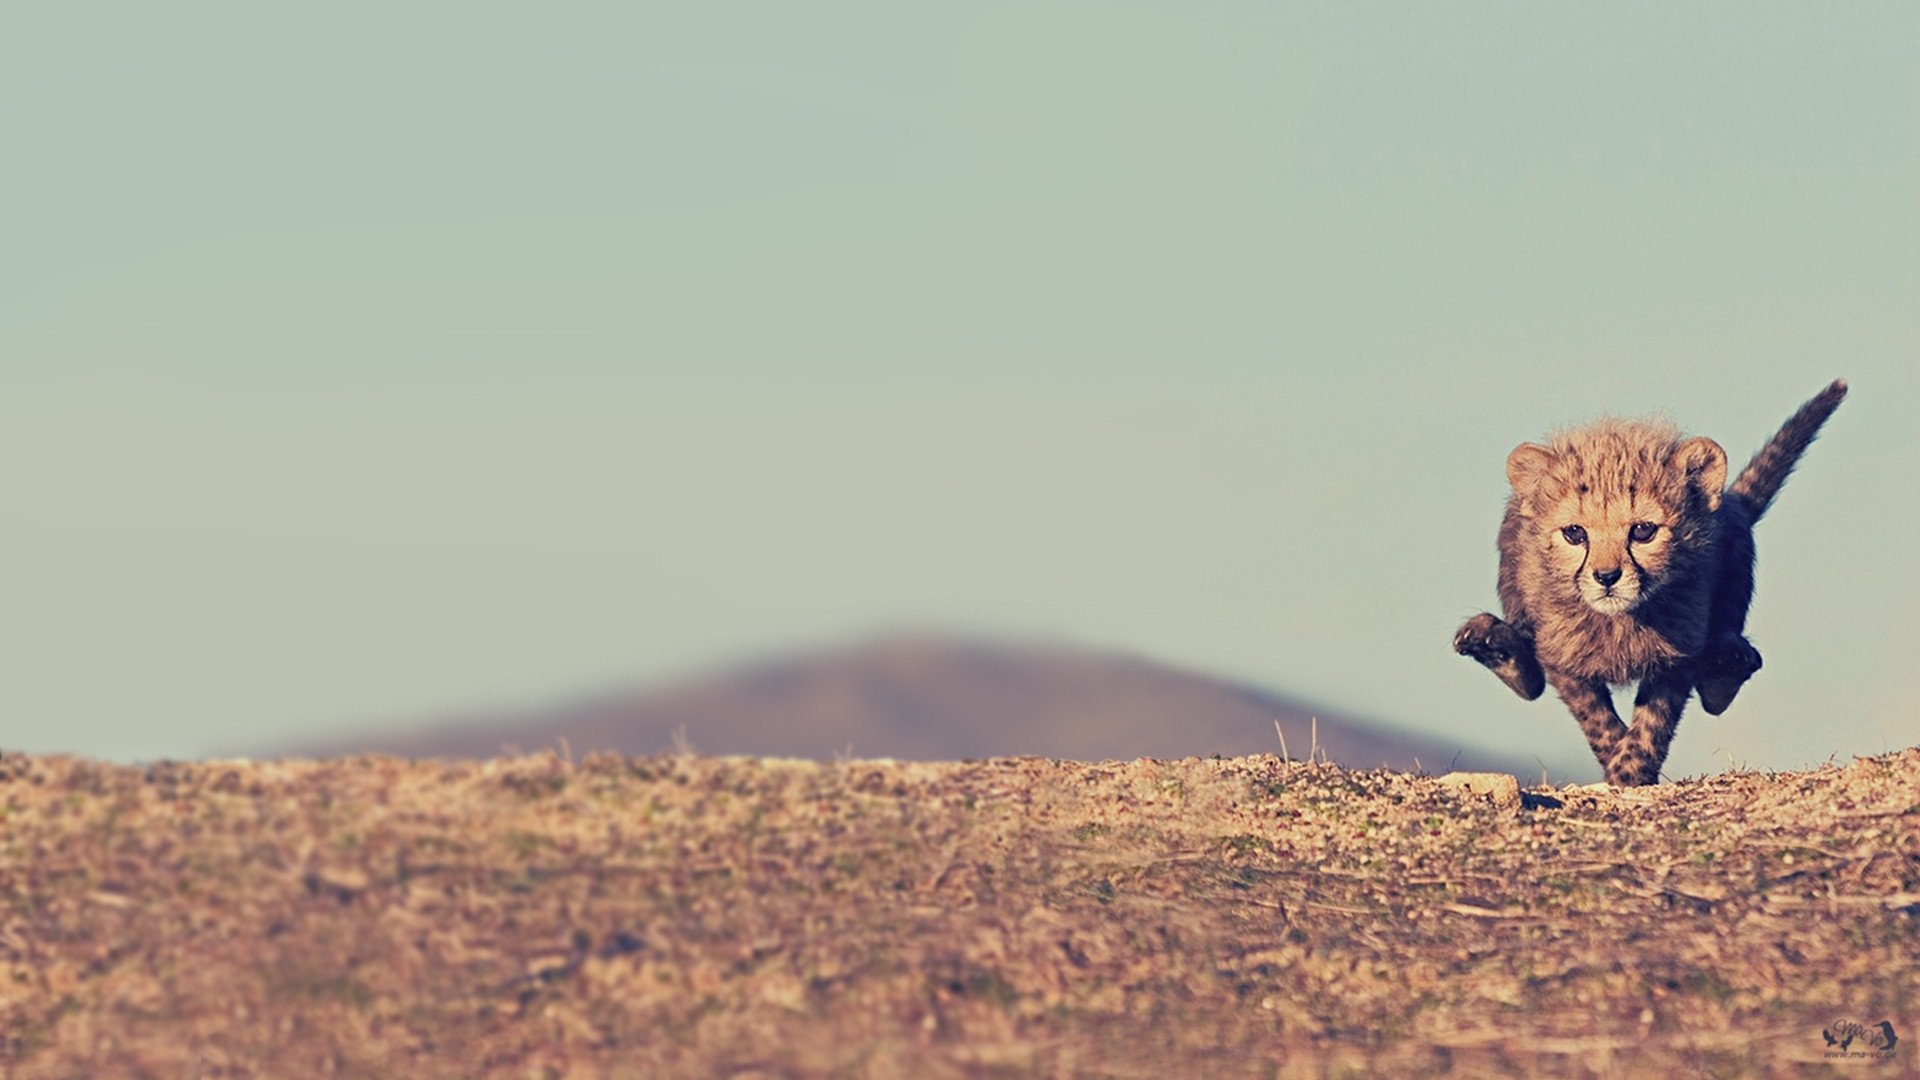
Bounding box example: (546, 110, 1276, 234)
(1454, 613, 1546, 701)
(1695, 634, 1762, 716)
(1604, 745, 1663, 787)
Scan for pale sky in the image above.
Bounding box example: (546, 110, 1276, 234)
(4, 4, 1916, 779)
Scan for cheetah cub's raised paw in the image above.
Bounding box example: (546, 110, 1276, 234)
(1695, 634, 1763, 716)
(1454, 612, 1546, 701)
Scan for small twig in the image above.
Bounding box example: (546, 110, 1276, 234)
(1516, 1035, 1641, 1053)
(1441, 903, 1532, 919)
(1148, 851, 1220, 865)
(1406, 872, 1539, 886)
(1744, 839, 1857, 860)
(1765, 892, 1920, 910)
(1274, 720, 1290, 764)
(1548, 862, 1634, 876)
(1302, 900, 1371, 916)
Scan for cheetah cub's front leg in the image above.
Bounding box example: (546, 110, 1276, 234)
(1454, 612, 1546, 701)
(1606, 668, 1694, 786)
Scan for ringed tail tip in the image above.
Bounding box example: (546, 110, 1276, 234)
(1805, 377, 1848, 413)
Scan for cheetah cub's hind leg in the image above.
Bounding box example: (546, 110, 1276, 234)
(1695, 634, 1763, 716)
(1454, 612, 1546, 701)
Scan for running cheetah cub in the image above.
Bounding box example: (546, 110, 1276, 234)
(1454, 379, 1848, 786)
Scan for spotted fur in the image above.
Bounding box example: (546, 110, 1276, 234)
(1454, 380, 1847, 786)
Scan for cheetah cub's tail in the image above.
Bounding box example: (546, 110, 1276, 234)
(1726, 378, 1848, 521)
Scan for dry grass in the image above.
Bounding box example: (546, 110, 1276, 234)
(0, 747, 1914, 1078)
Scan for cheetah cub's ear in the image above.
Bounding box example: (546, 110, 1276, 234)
(1671, 436, 1727, 511)
(1505, 443, 1555, 494)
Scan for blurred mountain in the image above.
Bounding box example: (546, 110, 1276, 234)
(279, 634, 1549, 777)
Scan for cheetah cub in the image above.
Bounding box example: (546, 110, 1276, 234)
(1454, 379, 1848, 786)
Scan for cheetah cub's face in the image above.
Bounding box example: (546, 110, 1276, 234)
(1506, 421, 1727, 617)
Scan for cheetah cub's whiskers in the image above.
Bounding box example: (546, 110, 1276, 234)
(1453, 379, 1848, 787)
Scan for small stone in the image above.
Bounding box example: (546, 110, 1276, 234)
(1438, 772, 1521, 810)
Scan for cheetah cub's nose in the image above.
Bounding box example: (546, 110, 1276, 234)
(1592, 568, 1622, 588)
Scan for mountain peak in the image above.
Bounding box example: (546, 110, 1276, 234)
(284, 632, 1549, 777)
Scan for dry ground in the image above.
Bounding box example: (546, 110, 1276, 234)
(0, 746, 1915, 1078)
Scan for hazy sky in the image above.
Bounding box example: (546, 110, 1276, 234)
(5, 4, 1916, 779)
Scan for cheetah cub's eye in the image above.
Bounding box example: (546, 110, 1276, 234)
(1560, 525, 1587, 546)
(1629, 522, 1658, 543)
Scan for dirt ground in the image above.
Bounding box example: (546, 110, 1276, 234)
(0, 745, 1914, 1078)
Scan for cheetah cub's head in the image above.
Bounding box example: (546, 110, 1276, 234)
(1506, 419, 1725, 617)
